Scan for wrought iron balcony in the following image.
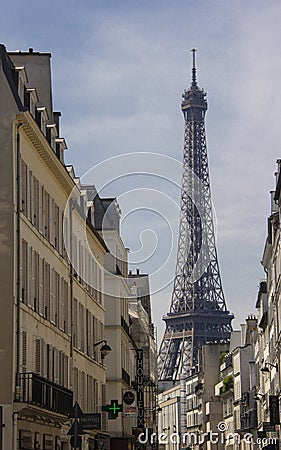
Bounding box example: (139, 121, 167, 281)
(18, 372, 73, 416)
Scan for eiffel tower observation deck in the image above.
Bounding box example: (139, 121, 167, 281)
(158, 50, 234, 382)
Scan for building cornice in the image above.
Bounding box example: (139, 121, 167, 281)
(16, 112, 74, 195)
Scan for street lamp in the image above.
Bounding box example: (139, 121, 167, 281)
(261, 363, 278, 373)
(94, 340, 112, 359)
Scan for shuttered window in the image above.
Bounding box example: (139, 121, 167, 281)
(28, 246, 34, 308)
(21, 160, 27, 215)
(63, 280, 69, 334)
(33, 251, 39, 312)
(21, 239, 28, 304)
(35, 338, 41, 374)
(38, 182, 44, 234)
(21, 330, 27, 372)
(43, 191, 50, 240)
(39, 257, 44, 316)
(44, 262, 50, 320)
(50, 268, 55, 324)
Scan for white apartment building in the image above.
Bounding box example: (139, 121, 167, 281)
(89, 190, 137, 450)
(0, 45, 108, 450)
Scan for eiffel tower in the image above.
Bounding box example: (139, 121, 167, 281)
(158, 50, 233, 381)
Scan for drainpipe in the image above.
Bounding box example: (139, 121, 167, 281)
(15, 123, 22, 398)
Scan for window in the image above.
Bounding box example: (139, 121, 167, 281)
(35, 338, 41, 374)
(44, 263, 50, 320)
(21, 330, 27, 372)
(43, 190, 50, 240)
(33, 252, 39, 311)
(63, 281, 69, 334)
(73, 300, 78, 348)
(79, 304, 85, 352)
(32, 177, 39, 228)
(54, 272, 60, 326)
(21, 160, 27, 215)
(21, 240, 28, 304)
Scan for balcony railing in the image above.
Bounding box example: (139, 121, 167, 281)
(18, 372, 73, 416)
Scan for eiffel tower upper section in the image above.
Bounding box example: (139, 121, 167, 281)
(158, 51, 234, 382)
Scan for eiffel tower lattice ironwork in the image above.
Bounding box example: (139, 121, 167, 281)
(158, 50, 233, 381)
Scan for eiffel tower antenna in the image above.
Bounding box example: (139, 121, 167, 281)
(191, 48, 197, 85)
(158, 50, 233, 382)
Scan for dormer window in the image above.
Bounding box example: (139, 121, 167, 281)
(14, 66, 27, 103)
(55, 138, 67, 163)
(35, 106, 48, 134)
(46, 124, 56, 150)
(24, 88, 37, 117)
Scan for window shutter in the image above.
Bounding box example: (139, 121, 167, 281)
(63, 215, 68, 259)
(39, 257, 44, 316)
(38, 182, 43, 234)
(49, 345, 54, 382)
(58, 209, 62, 255)
(93, 317, 97, 360)
(49, 198, 55, 246)
(77, 302, 81, 350)
(44, 263, 50, 320)
(86, 375, 91, 413)
(73, 367, 78, 402)
(26, 169, 31, 221)
(41, 340, 46, 377)
(21, 240, 28, 304)
(33, 252, 39, 312)
(21, 330, 27, 372)
(64, 281, 69, 334)
(95, 380, 99, 413)
(54, 272, 59, 326)
(28, 246, 34, 308)
(31, 175, 36, 226)
(59, 276, 64, 331)
(73, 234, 77, 276)
(50, 268, 55, 324)
(55, 349, 59, 384)
(81, 372, 85, 410)
(64, 355, 68, 387)
(35, 338, 41, 374)
(21, 160, 27, 215)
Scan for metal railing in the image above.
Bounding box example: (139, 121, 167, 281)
(18, 372, 73, 415)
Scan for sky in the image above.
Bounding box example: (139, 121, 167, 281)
(2, 0, 281, 340)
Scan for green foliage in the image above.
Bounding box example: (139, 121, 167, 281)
(220, 351, 229, 364)
(221, 375, 233, 393)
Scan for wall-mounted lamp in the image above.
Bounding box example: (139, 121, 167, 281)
(261, 363, 278, 373)
(94, 340, 112, 359)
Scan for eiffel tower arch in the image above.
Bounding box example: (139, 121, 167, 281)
(158, 51, 234, 382)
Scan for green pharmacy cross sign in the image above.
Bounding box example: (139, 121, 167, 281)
(103, 400, 123, 419)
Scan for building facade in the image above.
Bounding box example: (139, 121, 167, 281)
(0, 45, 109, 450)
(91, 192, 137, 450)
(128, 270, 157, 449)
(254, 163, 281, 448)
